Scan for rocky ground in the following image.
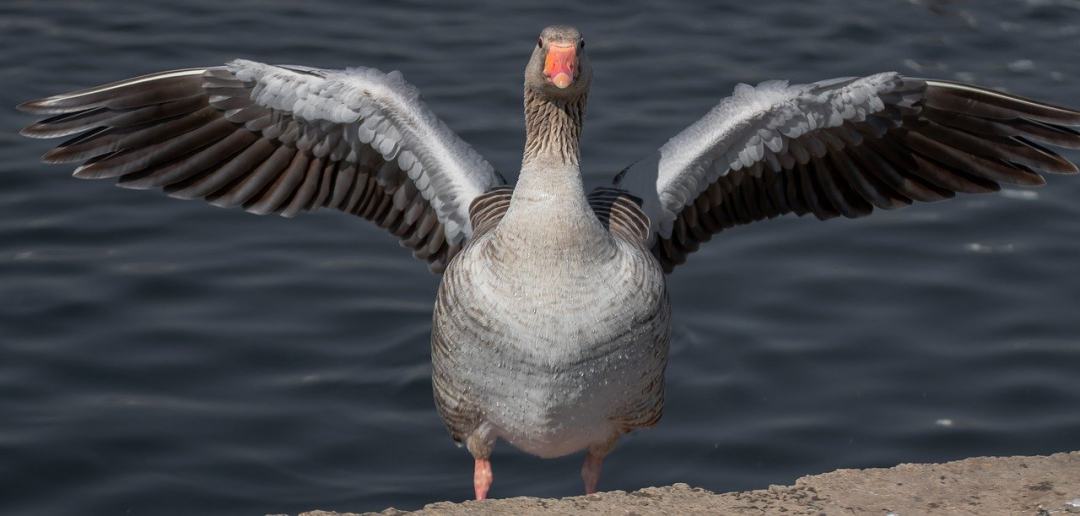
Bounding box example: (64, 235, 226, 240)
(294, 451, 1080, 515)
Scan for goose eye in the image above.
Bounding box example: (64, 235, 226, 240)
(579, 40, 585, 49)
(537, 38, 543, 48)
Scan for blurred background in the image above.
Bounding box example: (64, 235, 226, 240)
(2, 0, 1079, 514)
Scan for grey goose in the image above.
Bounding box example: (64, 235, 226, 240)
(18, 25, 1080, 500)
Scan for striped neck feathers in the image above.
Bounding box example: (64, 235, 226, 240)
(522, 86, 587, 167)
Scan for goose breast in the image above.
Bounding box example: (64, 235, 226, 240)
(432, 235, 670, 458)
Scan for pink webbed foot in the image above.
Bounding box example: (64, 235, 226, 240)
(581, 452, 604, 494)
(473, 458, 493, 500)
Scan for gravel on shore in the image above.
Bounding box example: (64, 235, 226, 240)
(295, 451, 1080, 515)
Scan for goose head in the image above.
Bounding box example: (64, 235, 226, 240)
(525, 25, 591, 100)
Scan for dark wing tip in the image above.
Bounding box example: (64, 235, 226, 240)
(16, 92, 91, 115)
(17, 67, 210, 117)
(18, 116, 64, 138)
(924, 79, 1080, 126)
(16, 99, 36, 113)
(18, 123, 39, 138)
(17, 98, 60, 138)
(16, 97, 56, 114)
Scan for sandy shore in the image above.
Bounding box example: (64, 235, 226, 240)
(297, 451, 1080, 515)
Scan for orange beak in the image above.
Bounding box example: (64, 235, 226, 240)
(543, 44, 577, 89)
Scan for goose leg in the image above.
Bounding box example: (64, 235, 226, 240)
(466, 425, 496, 500)
(581, 436, 619, 494)
(581, 452, 604, 494)
(473, 458, 493, 500)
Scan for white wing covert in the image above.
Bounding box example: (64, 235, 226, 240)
(20, 59, 503, 272)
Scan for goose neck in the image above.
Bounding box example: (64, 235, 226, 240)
(522, 87, 586, 167)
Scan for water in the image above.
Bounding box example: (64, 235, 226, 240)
(2, 1, 1080, 514)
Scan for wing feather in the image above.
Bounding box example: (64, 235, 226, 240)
(613, 74, 1080, 272)
(19, 60, 503, 272)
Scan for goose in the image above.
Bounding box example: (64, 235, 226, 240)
(18, 24, 1080, 501)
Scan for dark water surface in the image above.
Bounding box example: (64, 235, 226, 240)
(3, 1, 1080, 514)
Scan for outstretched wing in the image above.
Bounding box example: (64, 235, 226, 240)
(19, 59, 503, 272)
(612, 74, 1080, 272)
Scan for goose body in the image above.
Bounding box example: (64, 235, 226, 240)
(434, 159, 669, 460)
(17, 24, 1080, 500)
